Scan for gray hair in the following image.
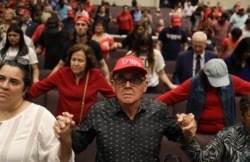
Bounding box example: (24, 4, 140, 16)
(192, 31, 207, 42)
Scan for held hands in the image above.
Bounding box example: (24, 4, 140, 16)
(176, 113, 197, 142)
(169, 84, 178, 90)
(54, 112, 76, 144)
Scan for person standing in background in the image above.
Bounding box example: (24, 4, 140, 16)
(35, 16, 70, 70)
(241, 18, 250, 38)
(156, 14, 188, 60)
(126, 33, 177, 93)
(115, 5, 133, 35)
(19, 8, 38, 38)
(220, 27, 242, 59)
(224, 38, 250, 82)
(172, 31, 218, 85)
(91, 19, 119, 60)
(213, 12, 231, 54)
(230, 5, 248, 29)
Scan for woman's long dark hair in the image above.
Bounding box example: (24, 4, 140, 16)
(0, 25, 28, 58)
(228, 37, 250, 74)
(131, 33, 155, 74)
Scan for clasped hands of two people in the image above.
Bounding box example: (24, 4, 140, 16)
(54, 112, 197, 143)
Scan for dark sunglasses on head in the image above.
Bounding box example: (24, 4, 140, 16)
(1, 56, 32, 81)
(1, 56, 29, 65)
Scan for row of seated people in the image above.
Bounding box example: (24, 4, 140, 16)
(37, 49, 177, 94)
(28, 85, 242, 162)
(37, 67, 174, 94)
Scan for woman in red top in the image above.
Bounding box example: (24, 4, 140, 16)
(27, 44, 116, 124)
(92, 19, 118, 59)
(116, 5, 133, 35)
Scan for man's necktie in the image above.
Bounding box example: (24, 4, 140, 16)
(195, 55, 201, 74)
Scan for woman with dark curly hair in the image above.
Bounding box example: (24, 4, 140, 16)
(224, 37, 250, 81)
(27, 44, 116, 124)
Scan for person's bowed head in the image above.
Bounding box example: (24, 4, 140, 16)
(202, 58, 229, 88)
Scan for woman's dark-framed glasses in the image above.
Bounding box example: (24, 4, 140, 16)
(113, 76, 146, 86)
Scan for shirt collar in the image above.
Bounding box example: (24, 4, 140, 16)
(194, 51, 205, 60)
(110, 97, 147, 115)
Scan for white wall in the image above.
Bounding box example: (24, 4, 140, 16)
(207, 0, 249, 9)
(91, 0, 249, 9)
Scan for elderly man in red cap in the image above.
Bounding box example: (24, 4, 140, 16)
(156, 14, 188, 61)
(54, 55, 197, 162)
(50, 15, 110, 82)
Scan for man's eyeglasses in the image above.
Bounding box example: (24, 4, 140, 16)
(113, 76, 146, 87)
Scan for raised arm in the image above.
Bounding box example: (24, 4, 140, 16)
(54, 112, 75, 162)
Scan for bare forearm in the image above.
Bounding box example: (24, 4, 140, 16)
(99, 60, 110, 82)
(159, 70, 177, 89)
(35, 45, 43, 55)
(32, 64, 39, 83)
(57, 141, 72, 162)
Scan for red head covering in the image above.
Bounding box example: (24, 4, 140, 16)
(74, 15, 90, 26)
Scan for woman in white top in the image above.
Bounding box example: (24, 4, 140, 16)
(0, 60, 74, 162)
(126, 33, 177, 93)
(0, 16, 35, 49)
(0, 25, 39, 82)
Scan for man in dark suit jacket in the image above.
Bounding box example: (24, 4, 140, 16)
(20, 9, 39, 37)
(172, 31, 218, 84)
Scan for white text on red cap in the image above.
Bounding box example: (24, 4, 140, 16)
(121, 58, 143, 67)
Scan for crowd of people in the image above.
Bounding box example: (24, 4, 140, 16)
(0, 0, 250, 161)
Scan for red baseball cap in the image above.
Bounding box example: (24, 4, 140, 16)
(112, 55, 147, 76)
(237, 5, 244, 12)
(67, 9, 75, 18)
(74, 15, 90, 26)
(20, 9, 31, 15)
(171, 14, 182, 27)
(215, 11, 222, 17)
